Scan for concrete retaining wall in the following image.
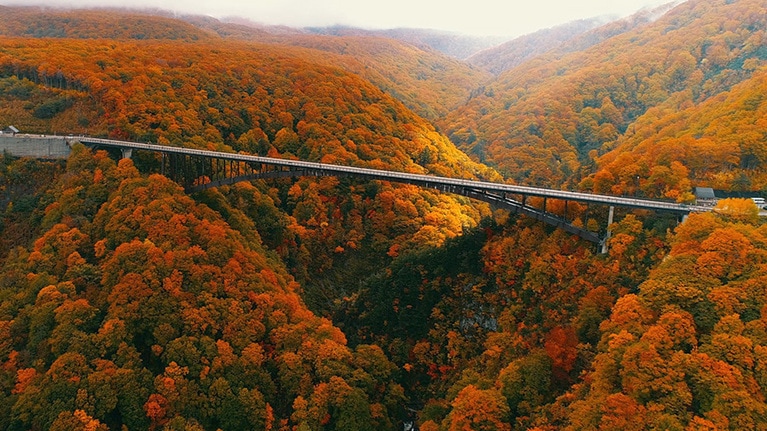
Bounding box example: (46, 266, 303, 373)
(0, 135, 72, 159)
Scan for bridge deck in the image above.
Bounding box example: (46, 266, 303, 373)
(0, 133, 711, 245)
(76, 136, 709, 215)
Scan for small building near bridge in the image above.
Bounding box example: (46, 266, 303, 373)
(694, 187, 717, 207)
(1, 125, 19, 135)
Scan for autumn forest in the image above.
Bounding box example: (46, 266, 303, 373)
(2, 0, 767, 429)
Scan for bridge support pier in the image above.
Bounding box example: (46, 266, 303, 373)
(120, 148, 133, 159)
(600, 205, 615, 254)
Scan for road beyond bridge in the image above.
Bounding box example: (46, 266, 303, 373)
(0, 134, 712, 247)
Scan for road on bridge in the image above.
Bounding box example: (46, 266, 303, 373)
(76, 136, 710, 215)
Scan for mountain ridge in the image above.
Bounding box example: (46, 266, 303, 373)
(442, 0, 767, 194)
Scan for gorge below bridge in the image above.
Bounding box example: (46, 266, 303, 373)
(0, 134, 712, 250)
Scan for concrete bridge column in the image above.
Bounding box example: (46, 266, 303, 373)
(121, 148, 132, 159)
(600, 205, 615, 254)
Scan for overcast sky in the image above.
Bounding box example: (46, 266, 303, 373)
(10, 0, 680, 37)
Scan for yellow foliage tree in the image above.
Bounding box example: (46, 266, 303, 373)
(713, 198, 759, 224)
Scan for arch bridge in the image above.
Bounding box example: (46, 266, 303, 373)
(0, 134, 710, 248)
(76, 137, 710, 248)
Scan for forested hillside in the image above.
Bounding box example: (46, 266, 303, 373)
(444, 0, 767, 193)
(0, 10, 500, 429)
(543, 210, 767, 429)
(0, 148, 403, 430)
(2, 1, 767, 429)
(0, 6, 214, 41)
(264, 34, 492, 120)
(307, 27, 506, 61)
(0, 22, 501, 311)
(0, 6, 492, 122)
(466, 18, 606, 75)
(467, 2, 680, 76)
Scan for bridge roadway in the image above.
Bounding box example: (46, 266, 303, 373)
(0, 133, 710, 245)
(77, 137, 710, 215)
